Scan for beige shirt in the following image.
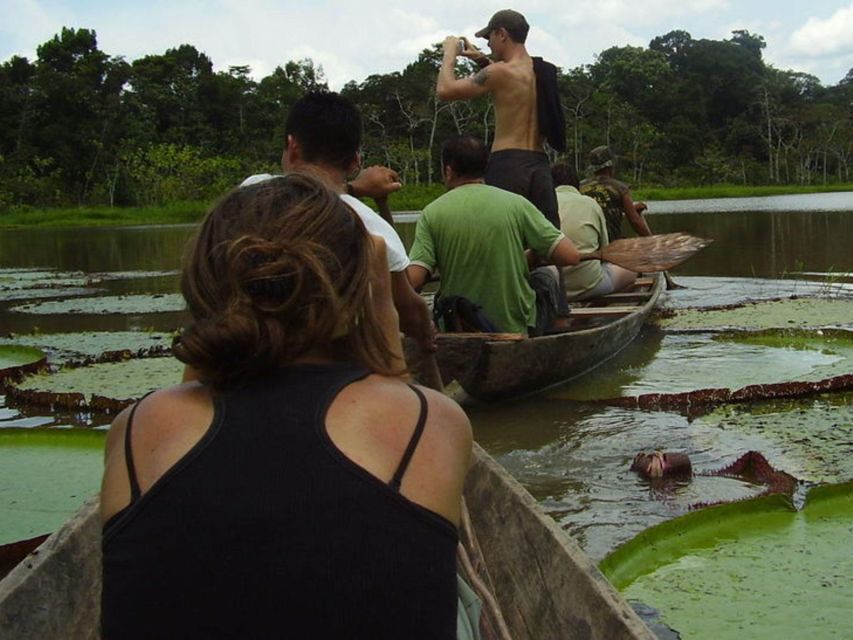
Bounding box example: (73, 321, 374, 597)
(555, 185, 609, 300)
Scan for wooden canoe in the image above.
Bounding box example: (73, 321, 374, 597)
(415, 275, 664, 401)
(0, 445, 654, 639)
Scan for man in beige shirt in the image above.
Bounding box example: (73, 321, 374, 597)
(552, 163, 636, 300)
(436, 9, 564, 228)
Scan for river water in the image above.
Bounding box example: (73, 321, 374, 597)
(1, 193, 852, 565)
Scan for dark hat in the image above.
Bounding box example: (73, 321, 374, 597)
(475, 9, 530, 40)
(589, 146, 614, 171)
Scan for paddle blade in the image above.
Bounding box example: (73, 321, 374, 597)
(600, 233, 713, 272)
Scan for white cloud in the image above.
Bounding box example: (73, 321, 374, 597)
(1, 0, 847, 87)
(789, 2, 853, 58)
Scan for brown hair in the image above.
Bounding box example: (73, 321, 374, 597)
(174, 173, 402, 389)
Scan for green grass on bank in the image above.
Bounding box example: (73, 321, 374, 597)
(2, 183, 851, 229)
(0, 200, 209, 228)
(634, 183, 853, 201)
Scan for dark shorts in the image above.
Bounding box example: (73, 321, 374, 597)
(485, 149, 559, 228)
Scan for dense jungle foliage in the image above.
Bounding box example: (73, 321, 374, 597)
(1, 27, 851, 211)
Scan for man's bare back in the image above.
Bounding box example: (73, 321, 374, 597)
(436, 34, 541, 151)
(486, 57, 542, 151)
(435, 10, 561, 226)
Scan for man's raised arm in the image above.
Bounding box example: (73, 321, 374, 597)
(436, 37, 495, 101)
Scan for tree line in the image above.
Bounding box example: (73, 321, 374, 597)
(1, 27, 851, 210)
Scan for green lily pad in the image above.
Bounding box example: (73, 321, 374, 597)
(0, 331, 173, 366)
(0, 345, 47, 381)
(552, 329, 853, 402)
(0, 287, 105, 303)
(0, 268, 90, 290)
(601, 482, 853, 639)
(0, 429, 105, 545)
(9, 357, 185, 410)
(10, 294, 185, 315)
(699, 394, 853, 485)
(657, 298, 853, 331)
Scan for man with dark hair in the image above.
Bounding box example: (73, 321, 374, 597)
(436, 9, 565, 228)
(407, 136, 579, 336)
(241, 91, 434, 351)
(552, 162, 636, 300)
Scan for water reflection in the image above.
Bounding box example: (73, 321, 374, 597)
(1, 196, 852, 563)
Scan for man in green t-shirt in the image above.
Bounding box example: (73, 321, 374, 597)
(407, 136, 579, 335)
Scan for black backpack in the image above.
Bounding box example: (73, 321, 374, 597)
(433, 295, 499, 333)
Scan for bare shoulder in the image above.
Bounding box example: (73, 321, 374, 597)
(413, 385, 471, 443)
(328, 374, 471, 468)
(472, 61, 509, 85)
(101, 383, 214, 522)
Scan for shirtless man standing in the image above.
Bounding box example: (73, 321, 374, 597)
(436, 9, 564, 228)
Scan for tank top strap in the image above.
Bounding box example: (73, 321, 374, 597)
(123, 391, 157, 503)
(389, 385, 428, 492)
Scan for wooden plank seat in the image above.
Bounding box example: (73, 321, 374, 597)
(569, 306, 638, 318)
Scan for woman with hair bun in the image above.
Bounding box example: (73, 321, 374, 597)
(100, 174, 472, 639)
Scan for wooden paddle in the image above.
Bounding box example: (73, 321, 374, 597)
(579, 232, 712, 273)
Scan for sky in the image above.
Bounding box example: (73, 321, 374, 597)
(2, 0, 853, 90)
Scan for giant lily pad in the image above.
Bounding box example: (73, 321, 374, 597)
(657, 297, 853, 331)
(0, 287, 104, 303)
(600, 482, 853, 640)
(0, 429, 105, 545)
(553, 329, 853, 407)
(0, 331, 173, 366)
(0, 345, 46, 382)
(660, 276, 853, 310)
(8, 357, 185, 411)
(698, 394, 853, 485)
(0, 268, 90, 291)
(10, 294, 185, 315)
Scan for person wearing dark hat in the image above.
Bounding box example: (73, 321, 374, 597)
(436, 9, 565, 229)
(579, 145, 652, 242)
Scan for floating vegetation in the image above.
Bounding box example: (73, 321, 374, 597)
(0, 345, 47, 382)
(656, 297, 853, 331)
(0, 429, 105, 545)
(10, 294, 185, 315)
(660, 276, 853, 310)
(0, 268, 90, 291)
(554, 328, 853, 409)
(699, 395, 853, 485)
(604, 374, 853, 415)
(8, 357, 185, 411)
(87, 270, 179, 282)
(600, 482, 853, 640)
(0, 287, 105, 303)
(0, 331, 173, 367)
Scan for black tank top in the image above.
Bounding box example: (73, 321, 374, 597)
(102, 363, 458, 639)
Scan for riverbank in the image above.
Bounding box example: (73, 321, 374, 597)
(635, 183, 853, 201)
(1, 183, 851, 228)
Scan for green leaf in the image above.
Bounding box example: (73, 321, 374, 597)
(601, 482, 853, 639)
(0, 429, 106, 544)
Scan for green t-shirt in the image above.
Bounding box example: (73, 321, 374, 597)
(409, 184, 564, 334)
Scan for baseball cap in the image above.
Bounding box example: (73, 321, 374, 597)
(475, 9, 530, 40)
(589, 146, 614, 171)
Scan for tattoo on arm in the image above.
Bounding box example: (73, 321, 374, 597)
(471, 68, 489, 86)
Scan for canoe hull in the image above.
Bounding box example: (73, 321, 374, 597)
(465, 444, 654, 639)
(433, 275, 664, 400)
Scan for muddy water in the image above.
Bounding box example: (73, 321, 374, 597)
(1, 197, 852, 564)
